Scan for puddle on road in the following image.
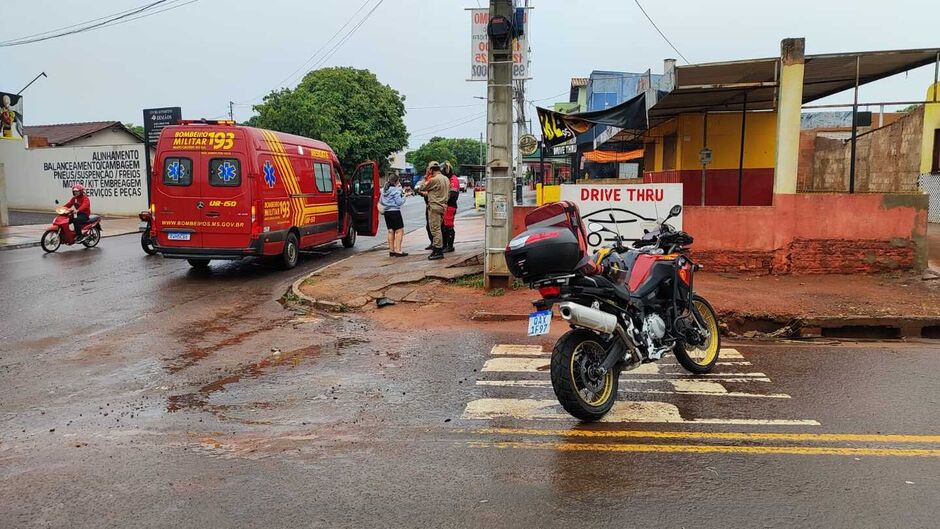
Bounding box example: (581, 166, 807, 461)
(167, 337, 369, 413)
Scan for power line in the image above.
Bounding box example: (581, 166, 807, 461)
(633, 0, 689, 64)
(251, 0, 373, 101)
(0, 0, 173, 44)
(308, 0, 385, 71)
(0, 0, 182, 47)
(409, 111, 485, 134)
(236, 0, 383, 105)
(406, 103, 481, 110)
(410, 113, 486, 140)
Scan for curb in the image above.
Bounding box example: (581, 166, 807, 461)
(0, 228, 140, 252)
(289, 253, 360, 311)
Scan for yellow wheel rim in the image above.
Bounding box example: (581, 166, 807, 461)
(568, 341, 614, 407)
(685, 300, 719, 366)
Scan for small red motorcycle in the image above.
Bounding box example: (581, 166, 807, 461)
(40, 207, 103, 253)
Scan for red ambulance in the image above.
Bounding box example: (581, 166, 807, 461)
(147, 120, 379, 269)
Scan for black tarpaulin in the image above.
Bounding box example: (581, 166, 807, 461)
(537, 92, 651, 147)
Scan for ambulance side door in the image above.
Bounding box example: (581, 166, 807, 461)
(348, 161, 379, 236)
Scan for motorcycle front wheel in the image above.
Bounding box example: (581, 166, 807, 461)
(673, 295, 721, 374)
(40, 229, 61, 253)
(82, 226, 101, 248)
(550, 329, 619, 421)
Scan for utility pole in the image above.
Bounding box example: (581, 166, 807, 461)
(483, 0, 514, 290)
(514, 80, 527, 204)
(229, 101, 235, 121)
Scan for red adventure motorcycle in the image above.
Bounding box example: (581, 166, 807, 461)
(505, 201, 721, 421)
(40, 207, 102, 253)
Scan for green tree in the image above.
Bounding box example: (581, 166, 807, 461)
(247, 67, 408, 172)
(124, 123, 145, 139)
(406, 137, 486, 176)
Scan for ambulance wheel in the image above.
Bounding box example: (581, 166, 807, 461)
(341, 226, 356, 248)
(280, 233, 299, 269)
(187, 259, 210, 269)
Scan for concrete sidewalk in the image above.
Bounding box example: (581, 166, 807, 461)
(294, 213, 486, 310)
(0, 211, 141, 251)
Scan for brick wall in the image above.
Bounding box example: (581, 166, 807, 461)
(799, 106, 924, 192)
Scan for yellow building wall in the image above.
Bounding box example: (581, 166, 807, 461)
(645, 112, 777, 172)
(921, 82, 940, 174)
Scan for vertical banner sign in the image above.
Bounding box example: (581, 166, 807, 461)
(0, 92, 24, 140)
(469, 8, 529, 81)
(559, 183, 683, 249)
(142, 107, 182, 201)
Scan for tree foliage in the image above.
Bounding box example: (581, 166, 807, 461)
(124, 123, 145, 139)
(406, 137, 486, 175)
(247, 67, 408, 171)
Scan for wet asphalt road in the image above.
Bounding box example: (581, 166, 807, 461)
(2, 192, 940, 528)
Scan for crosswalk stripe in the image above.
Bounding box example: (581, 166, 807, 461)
(475, 379, 789, 398)
(481, 357, 765, 377)
(462, 398, 818, 425)
(489, 344, 747, 360)
(489, 344, 545, 356)
(477, 377, 774, 388)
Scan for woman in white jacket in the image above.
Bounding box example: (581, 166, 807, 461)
(380, 173, 408, 257)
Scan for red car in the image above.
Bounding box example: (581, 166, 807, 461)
(147, 120, 379, 269)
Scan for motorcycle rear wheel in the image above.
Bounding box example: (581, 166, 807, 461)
(40, 229, 61, 253)
(141, 231, 157, 255)
(550, 329, 619, 421)
(82, 226, 101, 248)
(673, 295, 721, 374)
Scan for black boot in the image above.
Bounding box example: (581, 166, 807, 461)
(428, 248, 444, 260)
(443, 245, 455, 253)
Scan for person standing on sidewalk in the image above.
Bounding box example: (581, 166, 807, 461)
(441, 162, 460, 253)
(380, 173, 408, 257)
(416, 167, 434, 250)
(417, 161, 448, 260)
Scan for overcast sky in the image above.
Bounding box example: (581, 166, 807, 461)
(3, 0, 938, 150)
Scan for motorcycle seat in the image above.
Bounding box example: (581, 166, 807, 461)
(571, 275, 631, 302)
(87, 215, 100, 222)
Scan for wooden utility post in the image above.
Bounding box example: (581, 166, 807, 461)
(483, 0, 514, 290)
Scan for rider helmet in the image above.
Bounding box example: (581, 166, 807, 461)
(71, 183, 85, 196)
(602, 251, 629, 285)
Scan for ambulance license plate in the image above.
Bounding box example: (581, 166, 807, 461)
(167, 232, 190, 241)
(528, 310, 552, 336)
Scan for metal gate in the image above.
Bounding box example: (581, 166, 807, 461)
(920, 174, 940, 223)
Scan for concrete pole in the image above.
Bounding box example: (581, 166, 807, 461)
(0, 163, 8, 227)
(484, 0, 514, 290)
(773, 37, 805, 195)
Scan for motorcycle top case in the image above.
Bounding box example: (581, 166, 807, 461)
(505, 226, 582, 283)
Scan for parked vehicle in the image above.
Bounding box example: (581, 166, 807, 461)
(505, 201, 720, 421)
(139, 209, 156, 255)
(40, 207, 102, 253)
(458, 176, 469, 192)
(146, 120, 380, 270)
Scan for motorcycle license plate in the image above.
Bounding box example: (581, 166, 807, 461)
(167, 232, 190, 241)
(138, 221, 149, 231)
(528, 310, 552, 337)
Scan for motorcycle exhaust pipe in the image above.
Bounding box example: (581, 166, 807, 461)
(558, 302, 617, 334)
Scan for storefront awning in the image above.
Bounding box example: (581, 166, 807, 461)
(582, 149, 643, 163)
(649, 47, 940, 126)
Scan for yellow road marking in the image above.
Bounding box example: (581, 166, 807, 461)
(467, 440, 940, 458)
(470, 427, 940, 444)
(489, 344, 546, 356)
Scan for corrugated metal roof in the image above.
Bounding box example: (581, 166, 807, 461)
(570, 77, 588, 87)
(649, 48, 940, 125)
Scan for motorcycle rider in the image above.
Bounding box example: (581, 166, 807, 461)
(64, 183, 91, 242)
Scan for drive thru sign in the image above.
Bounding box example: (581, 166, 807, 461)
(559, 183, 683, 249)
